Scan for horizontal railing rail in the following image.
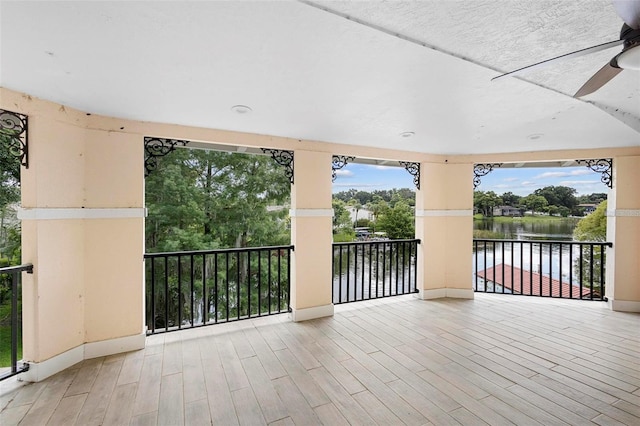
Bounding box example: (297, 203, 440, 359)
(144, 245, 293, 335)
(333, 239, 420, 304)
(473, 239, 612, 301)
(0, 263, 32, 381)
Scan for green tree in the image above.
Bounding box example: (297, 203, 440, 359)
(145, 149, 290, 252)
(0, 134, 21, 266)
(347, 199, 362, 228)
(573, 201, 607, 296)
(377, 201, 414, 239)
(332, 199, 353, 236)
(474, 191, 503, 217)
(501, 191, 521, 206)
(574, 201, 607, 242)
(522, 194, 548, 215)
(558, 206, 571, 217)
(534, 186, 577, 211)
(579, 193, 607, 205)
(366, 195, 389, 225)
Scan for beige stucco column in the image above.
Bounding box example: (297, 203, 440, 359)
(605, 155, 640, 312)
(415, 162, 474, 299)
(289, 150, 334, 321)
(3, 91, 146, 381)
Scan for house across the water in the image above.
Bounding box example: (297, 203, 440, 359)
(493, 205, 523, 217)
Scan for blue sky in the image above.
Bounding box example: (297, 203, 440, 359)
(332, 163, 606, 196)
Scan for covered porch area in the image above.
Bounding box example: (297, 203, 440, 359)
(1, 4, 639, 423)
(2, 294, 639, 425)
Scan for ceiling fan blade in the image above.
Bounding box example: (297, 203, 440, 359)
(613, 0, 640, 29)
(574, 62, 623, 97)
(492, 39, 624, 81)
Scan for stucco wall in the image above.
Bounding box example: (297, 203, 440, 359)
(2, 86, 640, 365)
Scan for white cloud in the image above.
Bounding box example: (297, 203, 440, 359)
(373, 165, 397, 170)
(520, 181, 537, 186)
(534, 169, 592, 179)
(333, 182, 384, 188)
(558, 180, 600, 186)
(334, 169, 354, 177)
(503, 177, 519, 182)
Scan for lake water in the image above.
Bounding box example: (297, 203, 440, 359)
(474, 217, 580, 241)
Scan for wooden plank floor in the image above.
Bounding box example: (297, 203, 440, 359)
(1, 293, 639, 425)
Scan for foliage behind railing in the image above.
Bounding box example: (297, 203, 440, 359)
(144, 246, 292, 334)
(0, 264, 32, 381)
(473, 239, 611, 300)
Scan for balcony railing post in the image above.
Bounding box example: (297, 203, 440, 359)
(0, 264, 33, 381)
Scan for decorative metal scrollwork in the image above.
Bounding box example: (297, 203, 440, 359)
(144, 137, 189, 177)
(399, 161, 420, 190)
(261, 148, 294, 184)
(473, 163, 502, 189)
(576, 158, 613, 189)
(0, 109, 29, 168)
(332, 155, 355, 182)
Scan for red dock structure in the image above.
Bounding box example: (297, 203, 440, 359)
(477, 264, 594, 299)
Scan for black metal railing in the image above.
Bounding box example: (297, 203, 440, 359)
(332, 239, 419, 304)
(0, 264, 32, 381)
(473, 239, 612, 300)
(144, 245, 293, 334)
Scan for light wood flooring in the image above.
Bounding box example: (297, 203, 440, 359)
(1, 293, 639, 425)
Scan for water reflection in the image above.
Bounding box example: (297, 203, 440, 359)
(474, 217, 579, 240)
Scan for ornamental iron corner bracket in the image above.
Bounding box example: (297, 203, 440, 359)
(0, 109, 29, 168)
(261, 148, 294, 184)
(473, 163, 502, 189)
(576, 158, 613, 189)
(144, 137, 189, 177)
(332, 155, 355, 182)
(399, 161, 420, 190)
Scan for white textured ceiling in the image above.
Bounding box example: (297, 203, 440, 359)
(1, 0, 638, 155)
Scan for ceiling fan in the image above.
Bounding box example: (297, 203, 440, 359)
(493, 0, 640, 98)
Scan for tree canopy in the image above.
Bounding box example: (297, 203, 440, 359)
(533, 186, 577, 211)
(474, 186, 605, 217)
(0, 134, 21, 265)
(521, 194, 548, 215)
(145, 148, 291, 252)
(333, 188, 414, 207)
(376, 201, 414, 239)
(474, 191, 503, 217)
(573, 201, 607, 242)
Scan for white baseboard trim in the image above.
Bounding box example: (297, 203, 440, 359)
(289, 304, 334, 322)
(446, 288, 475, 299)
(609, 299, 640, 313)
(418, 288, 475, 300)
(20, 333, 146, 383)
(21, 345, 84, 383)
(84, 333, 146, 359)
(418, 288, 446, 299)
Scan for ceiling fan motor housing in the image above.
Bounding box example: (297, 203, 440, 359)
(610, 24, 640, 68)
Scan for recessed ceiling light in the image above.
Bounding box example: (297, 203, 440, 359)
(231, 105, 252, 114)
(399, 131, 415, 138)
(527, 133, 544, 140)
